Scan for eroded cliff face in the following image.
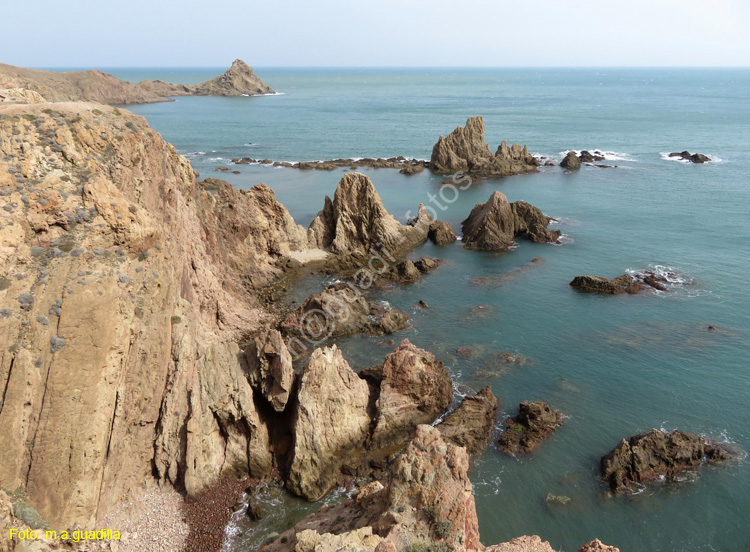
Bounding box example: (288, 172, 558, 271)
(0, 102, 304, 529)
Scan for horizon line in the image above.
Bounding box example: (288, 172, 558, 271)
(24, 64, 750, 71)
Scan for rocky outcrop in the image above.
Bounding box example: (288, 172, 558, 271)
(430, 116, 539, 177)
(437, 386, 498, 456)
(570, 274, 643, 294)
(245, 330, 295, 412)
(428, 220, 457, 245)
(560, 151, 582, 170)
(0, 59, 273, 105)
(161, 59, 274, 97)
(261, 425, 619, 552)
(380, 257, 441, 284)
(233, 156, 429, 173)
(0, 88, 46, 104)
(485, 536, 557, 552)
(307, 172, 430, 258)
(669, 151, 711, 163)
(498, 402, 564, 455)
(287, 346, 371, 500)
(600, 429, 734, 493)
(371, 340, 453, 451)
(578, 539, 621, 552)
(281, 284, 409, 342)
(0, 101, 294, 529)
(461, 191, 561, 250)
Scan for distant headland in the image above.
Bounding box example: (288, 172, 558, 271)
(0, 59, 274, 104)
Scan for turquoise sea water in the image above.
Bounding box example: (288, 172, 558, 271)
(111, 68, 749, 551)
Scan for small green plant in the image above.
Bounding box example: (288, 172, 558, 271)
(125, 121, 138, 132)
(42, 108, 54, 115)
(0, 276, 11, 291)
(113, 108, 122, 116)
(128, 205, 137, 213)
(92, 109, 103, 116)
(171, 316, 182, 325)
(22, 114, 37, 122)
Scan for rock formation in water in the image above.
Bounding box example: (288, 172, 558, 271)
(0, 59, 274, 105)
(600, 429, 734, 493)
(307, 172, 430, 258)
(430, 116, 539, 177)
(669, 151, 711, 163)
(569, 274, 642, 294)
(286, 346, 371, 500)
(280, 283, 409, 341)
(438, 386, 499, 456)
(0, 100, 324, 529)
(261, 425, 619, 552)
(569, 271, 672, 295)
(428, 220, 458, 245)
(498, 401, 564, 455)
(560, 151, 582, 169)
(461, 191, 561, 250)
(370, 340, 454, 451)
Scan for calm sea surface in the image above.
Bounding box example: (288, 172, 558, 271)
(105, 67, 749, 552)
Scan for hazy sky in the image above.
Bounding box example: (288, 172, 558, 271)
(5, 0, 750, 67)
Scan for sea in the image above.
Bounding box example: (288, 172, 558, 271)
(100, 67, 749, 552)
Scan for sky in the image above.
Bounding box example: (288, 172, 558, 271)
(4, 0, 750, 68)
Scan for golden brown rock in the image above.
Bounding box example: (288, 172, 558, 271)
(286, 346, 371, 500)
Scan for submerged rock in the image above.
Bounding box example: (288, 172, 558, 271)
(438, 386, 499, 456)
(461, 191, 561, 250)
(498, 401, 564, 455)
(600, 428, 734, 493)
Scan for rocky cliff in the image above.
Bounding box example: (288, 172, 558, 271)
(0, 59, 274, 105)
(0, 101, 309, 529)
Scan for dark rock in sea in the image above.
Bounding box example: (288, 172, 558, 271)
(579, 150, 605, 163)
(437, 386, 499, 456)
(428, 220, 457, 245)
(669, 151, 711, 163)
(461, 191, 561, 250)
(415, 300, 429, 309)
(399, 164, 425, 175)
(498, 401, 564, 455)
(570, 274, 644, 295)
(560, 151, 582, 170)
(600, 428, 735, 493)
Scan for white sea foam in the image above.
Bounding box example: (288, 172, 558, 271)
(558, 149, 637, 162)
(660, 152, 724, 164)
